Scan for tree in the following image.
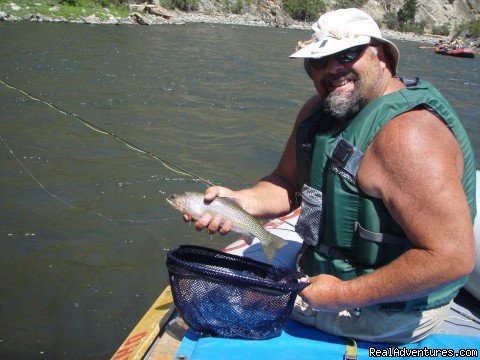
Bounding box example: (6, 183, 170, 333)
(282, 0, 326, 21)
(398, 0, 417, 24)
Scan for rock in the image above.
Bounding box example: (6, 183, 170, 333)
(10, 3, 20, 11)
(129, 4, 146, 12)
(30, 14, 59, 22)
(130, 12, 151, 25)
(104, 15, 119, 25)
(21, 13, 33, 20)
(117, 17, 135, 24)
(49, 5, 60, 12)
(84, 14, 102, 24)
(0, 11, 7, 20)
(144, 5, 174, 19)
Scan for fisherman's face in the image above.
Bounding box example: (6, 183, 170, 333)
(310, 44, 385, 121)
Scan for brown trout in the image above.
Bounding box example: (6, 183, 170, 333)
(167, 192, 287, 262)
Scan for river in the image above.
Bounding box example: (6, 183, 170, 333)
(0, 21, 478, 359)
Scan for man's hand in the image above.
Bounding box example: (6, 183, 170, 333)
(183, 186, 238, 235)
(299, 274, 349, 312)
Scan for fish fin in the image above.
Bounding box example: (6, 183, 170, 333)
(241, 233, 256, 245)
(262, 234, 288, 262)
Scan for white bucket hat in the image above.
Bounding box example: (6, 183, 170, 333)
(290, 8, 399, 75)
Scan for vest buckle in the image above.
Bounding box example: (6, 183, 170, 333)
(332, 138, 354, 167)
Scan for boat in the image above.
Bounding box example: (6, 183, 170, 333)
(434, 46, 475, 58)
(112, 171, 480, 360)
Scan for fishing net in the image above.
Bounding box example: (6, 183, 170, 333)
(166, 245, 309, 339)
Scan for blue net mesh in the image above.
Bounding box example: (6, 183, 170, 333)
(167, 245, 309, 339)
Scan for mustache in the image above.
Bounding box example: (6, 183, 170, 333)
(322, 71, 359, 87)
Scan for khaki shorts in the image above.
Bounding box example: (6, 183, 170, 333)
(290, 296, 452, 344)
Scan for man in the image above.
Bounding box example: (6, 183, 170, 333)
(185, 8, 477, 343)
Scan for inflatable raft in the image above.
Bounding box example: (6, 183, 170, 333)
(434, 47, 476, 58)
(112, 172, 480, 360)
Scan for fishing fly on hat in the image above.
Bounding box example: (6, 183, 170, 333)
(291, 8, 399, 76)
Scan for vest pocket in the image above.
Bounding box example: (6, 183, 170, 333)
(295, 184, 324, 246)
(353, 222, 409, 267)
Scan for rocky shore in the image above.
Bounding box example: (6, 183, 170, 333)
(0, 3, 453, 45)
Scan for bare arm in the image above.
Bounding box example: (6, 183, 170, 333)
(301, 108, 476, 310)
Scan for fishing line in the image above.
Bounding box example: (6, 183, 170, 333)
(0, 135, 177, 223)
(0, 78, 215, 223)
(0, 79, 216, 187)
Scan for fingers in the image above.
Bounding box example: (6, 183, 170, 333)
(183, 186, 236, 236)
(204, 186, 221, 201)
(194, 213, 232, 236)
(207, 214, 223, 233)
(204, 186, 235, 202)
(218, 220, 232, 235)
(195, 213, 212, 231)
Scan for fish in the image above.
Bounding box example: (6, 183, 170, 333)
(167, 192, 287, 262)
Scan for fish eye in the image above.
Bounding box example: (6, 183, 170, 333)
(168, 194, 176, 200)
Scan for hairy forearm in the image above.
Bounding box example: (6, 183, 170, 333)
(236, 173, 296, 218)
(339, 247, 472, 309)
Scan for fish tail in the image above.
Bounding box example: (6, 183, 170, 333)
(262, 233, 288, 262)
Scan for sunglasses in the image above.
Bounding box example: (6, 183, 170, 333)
(308, 45, 369, 70)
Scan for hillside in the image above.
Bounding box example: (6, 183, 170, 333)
(188, 0, 480, 32)
(364, 0, 479, 32)
(1, 0, 479, 39)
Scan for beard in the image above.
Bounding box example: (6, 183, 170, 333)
(322, 71, 369, 121)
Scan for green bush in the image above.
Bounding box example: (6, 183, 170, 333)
(59, 0, 77, 5)
(415, 20, 426, 34)
(0, 0, 130, 19)
(282, 0, 325, 21)
(457, 19, 480, 37)
(233, 0, 245, 13)
(59, 0, 127, 6)
(431, 24, 451, 36)
(397, 0, 417, 23)
(383, 0, 425, 35)
(333, 0, 367, 10)
(176, 0, 199, 10)
(383, 11, 399, 30)
(400, 20, 426, 34)
(161, 0, 199, 11)
(223, 0, 244, 14)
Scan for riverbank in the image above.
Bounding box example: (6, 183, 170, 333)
(0, 2, 445, 45)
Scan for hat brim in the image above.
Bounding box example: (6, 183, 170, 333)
(373, 37, 400, 76)
(290, 35, 371, 59)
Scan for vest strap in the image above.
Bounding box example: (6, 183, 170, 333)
(317, 243, 354, 263)
(330, 136, 364, 179)
(354, 222, 407, 245)
(344, 338, 358, 360)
